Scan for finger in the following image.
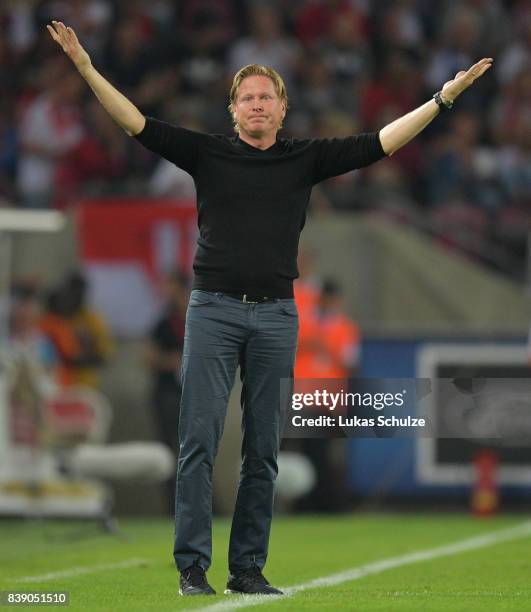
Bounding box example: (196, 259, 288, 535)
(58, 22, 73, 49)
(475, 57, 494, 67)
(65, 26, 74, 45)
(55, 21, 69, 43)
(470, 58, 491, 69)
(67, 26, 79, 45)
(467, 66, 484, 80)
(46, 24, 61, 43)
(471, 61, 493, 80)
(51, 20, 67, 44)
(469, 58, 493, 74)
(49, 23, 68, 52)
(50, 21, 61, 37)
(454, 71, 467, 80)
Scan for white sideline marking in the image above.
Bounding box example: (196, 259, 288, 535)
(14, 558, 149, 583)
(194, 521, 531, 612)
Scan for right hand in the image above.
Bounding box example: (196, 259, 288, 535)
(441, 57, 494, 103)
(47, 21, 92, 75)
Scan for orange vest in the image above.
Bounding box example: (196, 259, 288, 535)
(295, 308, 360, 379)
(39, 314, 81, 386)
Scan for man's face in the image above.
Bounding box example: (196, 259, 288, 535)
(233, 76, 286, 139)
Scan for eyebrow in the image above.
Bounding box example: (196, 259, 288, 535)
(240, 92, 274, 97)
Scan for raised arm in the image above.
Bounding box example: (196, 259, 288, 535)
(378, 57, 493, 156)
(47, 21, 145, 137)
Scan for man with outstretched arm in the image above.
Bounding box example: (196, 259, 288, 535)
(47, 20, 492, 597)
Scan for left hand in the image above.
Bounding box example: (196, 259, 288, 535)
(441, 57, 494, 104)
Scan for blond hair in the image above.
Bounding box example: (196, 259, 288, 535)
(228, 64, 289, 132)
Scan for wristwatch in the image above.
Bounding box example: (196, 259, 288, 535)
(433, 90, 453, 111)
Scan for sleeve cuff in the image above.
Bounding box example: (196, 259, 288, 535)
(134, 116, 152, 143)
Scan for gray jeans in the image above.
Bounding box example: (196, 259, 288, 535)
(173, 290, 298, 572)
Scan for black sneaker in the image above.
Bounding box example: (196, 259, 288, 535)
(225, 565, 283, 595)
(179, 562, 216, 596)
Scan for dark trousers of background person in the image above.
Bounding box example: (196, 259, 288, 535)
(296, 438, 349, 512)
(153, 382, 181, 514)
(173, 290, 298, 572)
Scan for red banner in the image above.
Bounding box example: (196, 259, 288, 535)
(76, 199, 198, 337)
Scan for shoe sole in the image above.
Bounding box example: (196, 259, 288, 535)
(179, 588, 216, 596)
(224, 589, 283, 596)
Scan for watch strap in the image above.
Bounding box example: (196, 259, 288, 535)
(433, 90, 453, 111)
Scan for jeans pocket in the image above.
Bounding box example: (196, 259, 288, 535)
(188, 290, 217, 307)
(278, 301, 298, 317)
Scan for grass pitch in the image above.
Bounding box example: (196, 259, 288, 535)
(1, 514, 530, 611)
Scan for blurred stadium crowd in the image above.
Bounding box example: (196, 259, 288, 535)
(0, 0, 529, 276)
(2, 0, 530, 517)
(7, 272, 112, 451)
(8, 273, 112, 391)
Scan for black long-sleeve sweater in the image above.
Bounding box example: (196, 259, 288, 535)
(136, 117, 386, 297)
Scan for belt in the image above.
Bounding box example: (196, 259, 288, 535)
(224, 293, 279, 304)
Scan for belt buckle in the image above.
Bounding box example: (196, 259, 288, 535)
(242, 294, 258, 304)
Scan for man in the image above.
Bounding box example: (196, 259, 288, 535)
(47, 20, 492, 596)
(61, 272, 113, 389)
(295, 278, 360, 381)
(294, 278, 360, 512)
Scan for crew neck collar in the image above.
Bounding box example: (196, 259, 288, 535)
(235, 134, 281, 154)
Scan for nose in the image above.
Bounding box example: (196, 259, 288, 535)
(252, 100, 263, 112)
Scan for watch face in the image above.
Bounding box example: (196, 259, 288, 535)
(434, 92, 451, 110)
